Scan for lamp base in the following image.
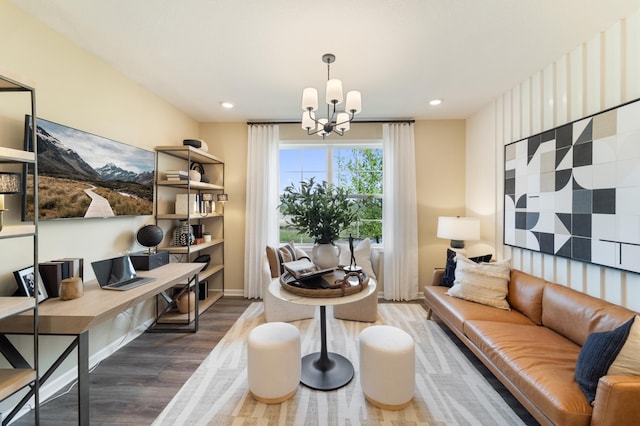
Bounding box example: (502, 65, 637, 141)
(0, 209, 6, 232)
(450, 239, 465, 249)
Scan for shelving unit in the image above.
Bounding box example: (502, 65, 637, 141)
(154, 145, 225, 326)
(0, 75, 39, 424)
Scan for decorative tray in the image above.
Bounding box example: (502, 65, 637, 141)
(280, 269, 369, 298)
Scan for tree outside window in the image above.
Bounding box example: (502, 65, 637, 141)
(279, 144, 382, 244)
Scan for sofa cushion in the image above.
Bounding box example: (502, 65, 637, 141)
(575, 317, 634, 404)
(424, 286, 535, 332)
(507, 270, 546, 325)
(446, 256, 511, 310)
(265, 242, 308, 278)
(541, 282, 636, 347)
(465, 320, 592, 425)
(337, 238, 376, 279)
(608, 315, 640, 376)
(440, 249, 492, 287)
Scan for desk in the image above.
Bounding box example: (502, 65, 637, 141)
(269, 276, 376, 391)
(0, 262, 202, 426)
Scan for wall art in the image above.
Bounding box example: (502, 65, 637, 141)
(23, 116, 155, 220)
(504, 98, 640, 273)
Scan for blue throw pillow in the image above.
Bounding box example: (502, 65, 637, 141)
(440, 249, 492, 287)
(575, 317, 634, 404)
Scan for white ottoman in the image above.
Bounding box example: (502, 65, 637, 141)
(247, 322, 301, 404)
(359, 325, 415, 410)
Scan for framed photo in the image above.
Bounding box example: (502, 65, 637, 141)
(14, 266, 48, 303)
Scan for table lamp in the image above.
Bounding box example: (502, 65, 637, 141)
(0, 172, 22, 231)
(437, 216, 480, 250)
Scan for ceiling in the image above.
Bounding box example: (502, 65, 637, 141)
(11, 0, 640, 123)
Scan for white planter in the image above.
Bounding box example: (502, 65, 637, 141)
(312, 243, 341, 269)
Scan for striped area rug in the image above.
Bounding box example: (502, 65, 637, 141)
(153, 302, 524, 425)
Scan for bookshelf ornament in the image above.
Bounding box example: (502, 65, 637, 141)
(343, 234, 362, 273)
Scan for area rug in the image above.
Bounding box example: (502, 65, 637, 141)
(153, 302, 525, 426)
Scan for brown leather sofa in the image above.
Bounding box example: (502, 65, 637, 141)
(424, 268, 640, 426)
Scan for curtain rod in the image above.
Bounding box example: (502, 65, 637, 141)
(246, 119, 415, 125)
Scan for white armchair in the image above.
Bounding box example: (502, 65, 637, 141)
(332, 247, 382, 322)
(261, 249, 315, 322)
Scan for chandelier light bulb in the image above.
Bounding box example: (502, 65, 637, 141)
(301, 110, 316, 130)
(336, 112, 350, 132)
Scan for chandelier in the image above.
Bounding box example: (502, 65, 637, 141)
(301, 53, 362, 137)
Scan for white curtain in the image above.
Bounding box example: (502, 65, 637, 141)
(382, 123, 419, 300)
(243, 125, 280, 298)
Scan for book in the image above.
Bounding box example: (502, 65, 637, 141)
(282, 259, 335, 281)
(39, 261, 64, 297)
(52, 258, 84, 280)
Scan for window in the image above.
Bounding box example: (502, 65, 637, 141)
(279, 142, 383, 244)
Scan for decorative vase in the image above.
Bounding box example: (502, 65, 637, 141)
(173, 221, 193, 246)
(60, 277, 84, 300)
(176, 291, 196, 314)
(312, 243, 341, 269)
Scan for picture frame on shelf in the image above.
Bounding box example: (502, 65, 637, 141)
(14, 265, 48, 303)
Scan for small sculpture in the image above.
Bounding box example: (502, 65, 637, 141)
(343, 234, 362, 273)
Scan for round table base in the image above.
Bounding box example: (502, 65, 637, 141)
(300, 352, 354, 391)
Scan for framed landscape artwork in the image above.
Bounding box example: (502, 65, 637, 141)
(23, 116, 155, 220)
(504, 98, 640, 274)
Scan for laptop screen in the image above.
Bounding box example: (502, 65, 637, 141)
(92, 255, 137, 287)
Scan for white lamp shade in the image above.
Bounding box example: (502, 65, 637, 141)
(345, 91, 362, 114)
(336, 112, 350, 132)
(325, 79, 343, 104)
(437, 216, 480, 242)
(301, 111, 316, 130)
(302, 87, 318, 111)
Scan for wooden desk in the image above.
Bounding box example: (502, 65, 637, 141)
(0, 262, 203, 425)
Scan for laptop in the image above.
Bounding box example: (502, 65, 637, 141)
(91, 255, 156, 291)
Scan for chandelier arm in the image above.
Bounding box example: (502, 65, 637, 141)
(334, 111, 356, 126)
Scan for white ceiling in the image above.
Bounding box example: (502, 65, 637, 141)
(11, 0, 640, 123)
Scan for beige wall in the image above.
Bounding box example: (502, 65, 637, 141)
(466, 7, 640, 311)
(0, 1, 198, 409)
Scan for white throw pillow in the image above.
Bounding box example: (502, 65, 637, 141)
(337, 238, 376, 279)
(446, 255, 511, 310)
(607, 315, 640, 376)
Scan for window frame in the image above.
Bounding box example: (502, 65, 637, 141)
(279, 139, 384, 246)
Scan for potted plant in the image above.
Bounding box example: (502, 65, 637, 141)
(279, 177, 359, 268)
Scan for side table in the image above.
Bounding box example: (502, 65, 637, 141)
(268, 275, 376, 391)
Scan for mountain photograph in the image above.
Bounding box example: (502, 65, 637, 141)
(24, 117, 155, 220)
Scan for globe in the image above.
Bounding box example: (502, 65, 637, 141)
(137, 224, 163, 248)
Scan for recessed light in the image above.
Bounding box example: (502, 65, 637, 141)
(429, 99, 442, 106)
(220, 101, 234, 109)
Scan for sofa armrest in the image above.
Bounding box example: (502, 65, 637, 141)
(431, 268, 444, 286)
(591, 375, 640, 426)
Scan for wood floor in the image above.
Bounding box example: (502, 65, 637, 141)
(13, 297, 537, 425)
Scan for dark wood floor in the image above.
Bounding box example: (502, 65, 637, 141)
(14, 297, 537, 425)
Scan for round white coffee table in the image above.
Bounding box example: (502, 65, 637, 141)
(269, 275, 377, 391)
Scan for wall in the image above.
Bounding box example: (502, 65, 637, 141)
(466, 8, 640, 311)
(203, 121, 466, 297)
(0, 1, 199, 410)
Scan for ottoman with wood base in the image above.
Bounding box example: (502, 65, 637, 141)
(247, 322, 301, 403)
(359, 325, 415, 410)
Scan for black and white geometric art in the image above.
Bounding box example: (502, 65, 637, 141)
(504, 99, 640, 274)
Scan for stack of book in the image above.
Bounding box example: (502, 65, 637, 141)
(165, 170, 188, 181)
(39, 257, 84, 298)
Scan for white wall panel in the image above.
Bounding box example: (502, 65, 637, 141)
(521, 79, 531, 138)
(531, 72, 542, 134)
(604, 21, 623, 108)
(543, 64, 555, 129)
(569, 45, 586, 121)
(626, 9, 640, 101)
(586, 34, 603, 114)
(511, 86, 521, 141)
(626, 273, 640, 312)
(604, 269, 623, 305)
(555, 55, 569, 125)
